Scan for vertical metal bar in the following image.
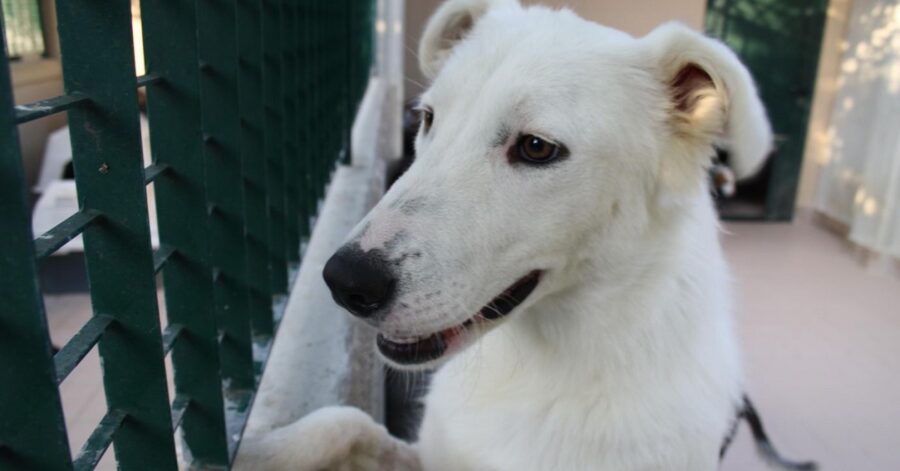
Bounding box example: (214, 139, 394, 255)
(236, 0, 276, 340)
(340, 0, 351, 165)
(311, 0, 325, 201)
(342, 0, 353, 165)
(139, 0, 231, 465)
(321, 0, 332, 189)
(282, 0, 301, 265)
(293, 0, 309, 241)
(195, 0, 256, 391)
(0, 11, 73, 470)
(262, 0, 289, 294)
(53, 0, 178, 467)
(299, 0, 317, 234)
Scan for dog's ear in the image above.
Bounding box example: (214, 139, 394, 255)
(419, 0, 519, 79)
(642, 23, 772, 180)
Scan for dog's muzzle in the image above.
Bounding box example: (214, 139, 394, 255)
(375, 270, 542, 366)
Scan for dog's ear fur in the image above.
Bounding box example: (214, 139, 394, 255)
(643, 23, 772, 180)
(419, 0, 519, 79)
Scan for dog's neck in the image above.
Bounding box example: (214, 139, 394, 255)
(497, 194, 735, 387)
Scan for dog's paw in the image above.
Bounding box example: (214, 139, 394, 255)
(236, 406, 420, 471)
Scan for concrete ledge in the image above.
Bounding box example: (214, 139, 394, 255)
(234, 78, 398, 468)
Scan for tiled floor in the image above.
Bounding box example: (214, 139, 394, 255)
(719, 215, 900, 471)
(44, 215, 899, 470)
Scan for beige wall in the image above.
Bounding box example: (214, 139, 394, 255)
(796, 0, 854, 209)
(521, 0, 705, 35)
(10, 0, 65, 190)
(403, 0, 707, 100)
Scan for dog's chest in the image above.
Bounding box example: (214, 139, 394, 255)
(415, 344, 727, 471)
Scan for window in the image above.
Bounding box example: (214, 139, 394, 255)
(2, 0, 46, 59)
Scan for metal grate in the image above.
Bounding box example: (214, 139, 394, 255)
(0, 0, 374, 469)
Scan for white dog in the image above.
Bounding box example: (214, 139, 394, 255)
(248, 1, 815, 469)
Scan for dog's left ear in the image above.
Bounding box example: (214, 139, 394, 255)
(419, 0, 520, 80)
(642, 23, 772, 180)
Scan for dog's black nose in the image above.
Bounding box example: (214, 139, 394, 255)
(323, 246, 395, 318)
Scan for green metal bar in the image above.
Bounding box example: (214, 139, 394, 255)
(236, 0, 276, 340)
(262, 0, 289, 295)
(294, 0, 310, 240)
(72, 409, 126, 471)
(314, 1, 329, 202)
(33, 209, 101, 260)
(305, 0, 319, 207)
(342, 0, 353, 165)
(152, 244, 176, 274)
(161, 323, 185, 355)
(136, 73, 163, 88)
(196, 0, 256, 395)
(139, 0, 232, 465)
(143, 162, 171, 184)
(282, 0, 301, 265)
(0, 8, 73, 469)
(299, 0, 317, 235)
(170, 394, 190, 430)
(54, 314, 115, 384)
(308, 0, 320, 202)
(14, 92, 89, 124)
(54, 0, 178, 468)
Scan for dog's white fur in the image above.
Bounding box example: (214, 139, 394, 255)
(252, 1, 772, 469)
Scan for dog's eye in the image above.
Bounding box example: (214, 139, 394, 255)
(420, 108, 434, 133)
(516, 135, 563, 164)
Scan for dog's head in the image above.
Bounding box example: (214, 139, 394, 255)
(324, 0, 770, 369)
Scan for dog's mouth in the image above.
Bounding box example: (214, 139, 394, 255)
(376, 270, 542, 366)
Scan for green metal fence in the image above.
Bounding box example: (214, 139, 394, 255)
(0, 1, 373, 469)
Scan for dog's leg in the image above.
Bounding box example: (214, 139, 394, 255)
(237, 406, 422, 471)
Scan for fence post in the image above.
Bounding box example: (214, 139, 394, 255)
(282, 0, 301, 267)
(139, 0, 232, 465)
(236, 0, 277, 341)
(262, 0, 290, 295)
(53, 0, 178, 467)
(0, 13, 73, 470)
(194, 0, 257, 399)
(298, 0, 317, 233)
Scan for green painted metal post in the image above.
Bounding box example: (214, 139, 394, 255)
(195, 0, 256, 393)
(299, 0, 317, 234)
(262, 0, 289, 295)
(236, 0, 276, 340)
(282, 0, 301, 266)
(53, 0, 178, 468)
(139, 0, 231, 466)
(311, 0, 325, 201)
(342, 0, 353, 165)
(0, 12, 73, 470)
(289, 0, 307, 242)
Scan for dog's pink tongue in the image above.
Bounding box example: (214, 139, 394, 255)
(441, 328, 462, 349)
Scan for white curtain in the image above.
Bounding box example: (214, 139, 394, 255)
(816, 0, 900, 259)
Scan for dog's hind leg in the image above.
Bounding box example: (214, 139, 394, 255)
(720, 395, 818, 471)
(236, 406, 422, 471)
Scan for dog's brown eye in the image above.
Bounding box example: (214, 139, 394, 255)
(516, 135, 561, 164)
(421, 108, 434, 132)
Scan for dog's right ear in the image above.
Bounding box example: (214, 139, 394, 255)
(419, 0, 519, 79)
(641, 23, 772, 182)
